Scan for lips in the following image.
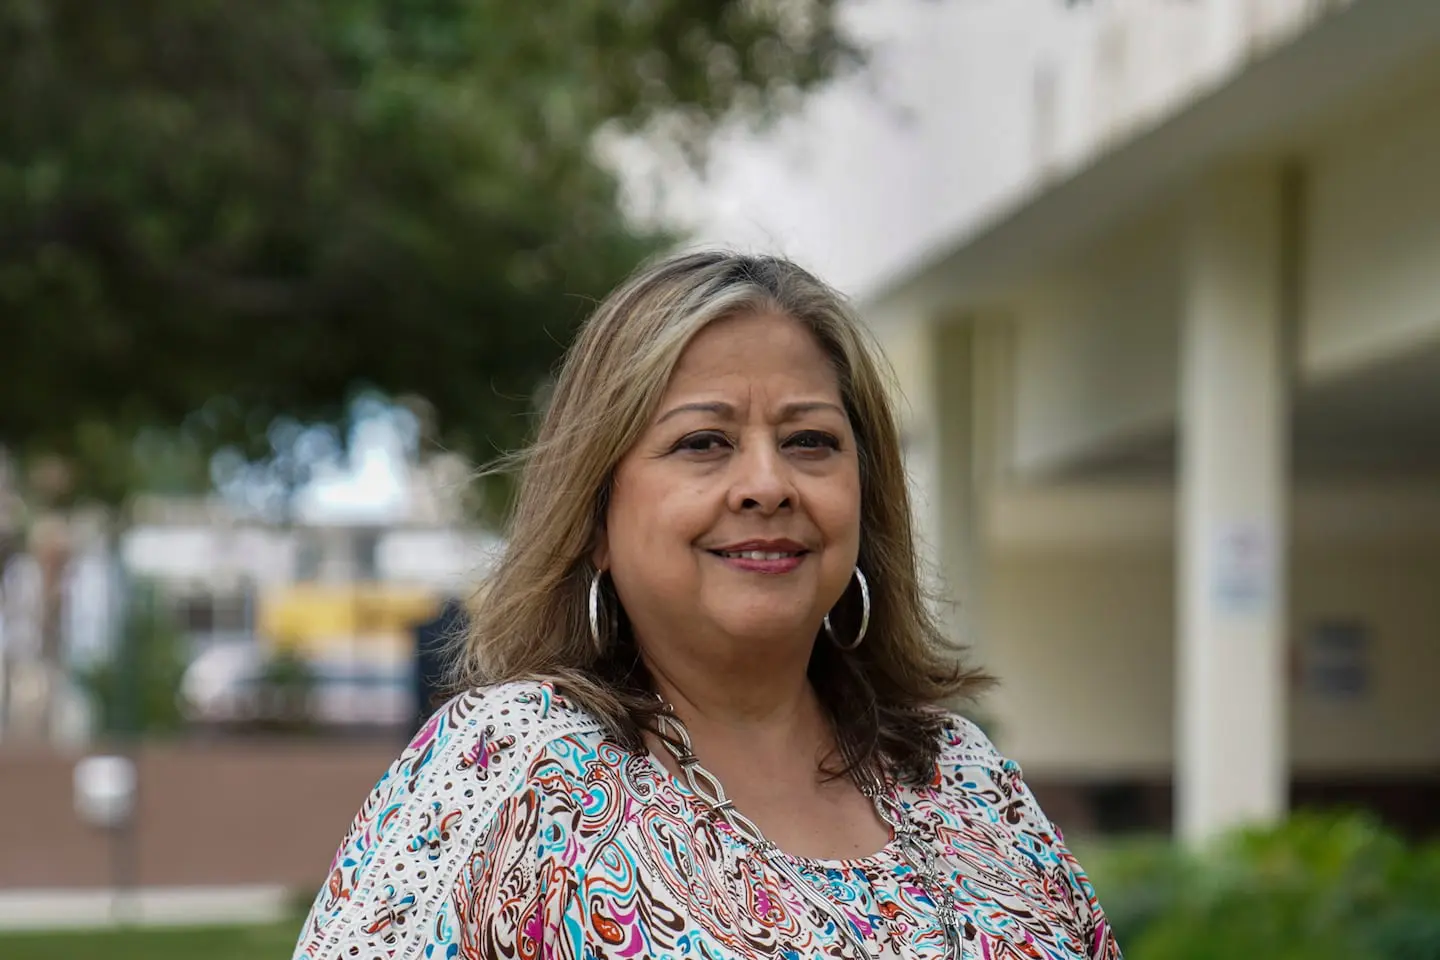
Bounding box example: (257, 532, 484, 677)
(717, 549, 802, 560)
(707, 539, 810, 573)
(708, 539, 808, 559)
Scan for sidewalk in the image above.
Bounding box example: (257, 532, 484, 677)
(0, 885, 295, 932)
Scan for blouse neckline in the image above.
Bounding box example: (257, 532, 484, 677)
(636, 748, 912, 872)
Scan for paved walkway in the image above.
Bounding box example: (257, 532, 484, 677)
(0, 884, 294, 931)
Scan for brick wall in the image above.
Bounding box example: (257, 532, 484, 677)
(0, 737, 402, 891)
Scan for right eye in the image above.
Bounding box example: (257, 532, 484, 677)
(673, 431, 731, 454)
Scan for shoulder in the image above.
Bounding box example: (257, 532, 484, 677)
(330, 677, 604, 862)
(376, 679, 604, 798)
(293, 680, 604, 959)
(933, 710, 1014, 774)
(928, 714, 1120, 957)
(927, 713, 1117, 955)
(928, 711, 1049, 833)
(384, 679, 610, 824)
(416, 679, 605, 760)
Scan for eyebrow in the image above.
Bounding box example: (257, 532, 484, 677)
(654, 400, 847, 425)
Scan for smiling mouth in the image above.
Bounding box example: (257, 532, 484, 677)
(712, 549, 806, 561)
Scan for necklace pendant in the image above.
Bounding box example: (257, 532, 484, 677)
(944, 918, 966, 959)
(935, 899, 968, 959)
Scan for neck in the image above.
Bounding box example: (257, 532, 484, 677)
(639, 635, 833, 764)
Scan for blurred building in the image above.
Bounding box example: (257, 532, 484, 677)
(121, 496, 500, 729)
(0, 452, 499, 741)
(867, 0, 1440, 841)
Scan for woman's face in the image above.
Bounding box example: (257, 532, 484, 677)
(597, 310, 861, 660)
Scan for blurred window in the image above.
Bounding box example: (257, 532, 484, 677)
(174, 592, 249, 633)
(175, 593, 215, 633)
(296, 534, 323, 581)
(352, 530, 380, 581)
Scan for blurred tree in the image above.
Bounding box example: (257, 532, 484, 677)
(76, 579, 188, 738)
(250, 647, 318, 735)
(0, 0, 861, 504)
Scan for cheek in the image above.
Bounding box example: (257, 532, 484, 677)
(606, 469, 715, 564)
(815, 466, 863, 548)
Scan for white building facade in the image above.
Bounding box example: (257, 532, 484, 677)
(862, 0, 1440, 840)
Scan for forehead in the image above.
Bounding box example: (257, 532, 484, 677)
(664, 311, 841, 400)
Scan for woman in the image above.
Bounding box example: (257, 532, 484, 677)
(293, 251, 1121, 960)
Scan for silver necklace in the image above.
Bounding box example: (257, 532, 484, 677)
(653, 706, 967, 959)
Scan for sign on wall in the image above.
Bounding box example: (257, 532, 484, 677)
(1302, 619, 1371, 700)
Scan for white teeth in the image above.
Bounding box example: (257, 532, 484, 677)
(720, 550, 797, 560)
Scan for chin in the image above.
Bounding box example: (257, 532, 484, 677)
(712, 609, 818, 647)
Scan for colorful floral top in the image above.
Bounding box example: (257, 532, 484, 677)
(293, 680, 1121, 960)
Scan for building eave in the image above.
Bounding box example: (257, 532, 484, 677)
(862, 0, 1440, 316)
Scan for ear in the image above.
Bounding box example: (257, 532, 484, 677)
(591, 525, 610, 572)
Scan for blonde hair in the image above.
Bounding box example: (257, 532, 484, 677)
(452, 250, 987, 784)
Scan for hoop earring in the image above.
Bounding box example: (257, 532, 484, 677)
(823, 567, 870, 651)
(588, 570, 607, 656)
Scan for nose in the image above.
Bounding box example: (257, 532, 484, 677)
(726, 442, 794, 515)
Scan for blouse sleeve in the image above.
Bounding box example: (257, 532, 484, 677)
(1018, 788, 1123, 960)
(946, 716, 1124, 960)
(291, 684, 591, 960)
(1044, 817, 1123, 960)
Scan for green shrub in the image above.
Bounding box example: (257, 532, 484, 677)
(75, 579, 188, 737)
(1084, 812, 1440, 960)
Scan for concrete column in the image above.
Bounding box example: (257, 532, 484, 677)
(933, 316, 1012, 662)
(1177, 168, 1290, 842)
(934, 322, 981, 652)
(872, 314, 942, 590)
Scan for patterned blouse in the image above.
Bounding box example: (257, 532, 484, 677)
(293, 680, 1122, 960)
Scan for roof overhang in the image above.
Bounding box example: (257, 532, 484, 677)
(863, 0, 1440, 314)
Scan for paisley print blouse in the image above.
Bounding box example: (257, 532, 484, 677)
(293, 681, 1121, 960)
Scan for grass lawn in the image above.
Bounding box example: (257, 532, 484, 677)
(0, 918, 304, 960)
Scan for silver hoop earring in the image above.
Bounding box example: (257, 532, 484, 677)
(823, 567, 870, 651)
(588, 571, 607, 655)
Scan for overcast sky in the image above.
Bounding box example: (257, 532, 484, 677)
(610, 0, 1078, 298)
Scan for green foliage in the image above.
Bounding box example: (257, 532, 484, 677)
(0, 916, 305, 960)
(1085, 813, 1440, 960)
(249, 647, 318, 734)
(0, 0, 860, 504)
(76, 580, 188, 737)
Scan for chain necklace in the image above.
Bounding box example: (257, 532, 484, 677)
(653, 706, 967, 959)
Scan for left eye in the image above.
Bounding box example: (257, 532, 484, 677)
(786, 431, 840, 451)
